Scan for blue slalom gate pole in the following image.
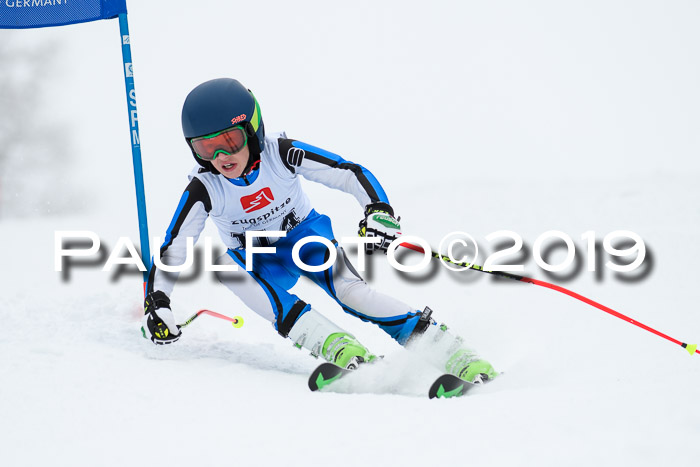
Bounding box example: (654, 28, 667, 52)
(0, 0, 151, 297)
(117, 12, 151, 294)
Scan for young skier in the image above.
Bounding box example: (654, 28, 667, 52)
(142, 78, 497, 383)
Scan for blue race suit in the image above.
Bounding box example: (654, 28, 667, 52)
(147, 133, 422, 344)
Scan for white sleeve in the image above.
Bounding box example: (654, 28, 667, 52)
(147, 177, 211, 298)
(276, 138, 391, 208)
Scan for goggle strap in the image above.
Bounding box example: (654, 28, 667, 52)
(249, 91, 261, 133)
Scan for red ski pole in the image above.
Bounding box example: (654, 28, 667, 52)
(178, 309, 244, 329)
(400, 241, 699, 356)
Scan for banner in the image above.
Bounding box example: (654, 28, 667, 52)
(0, 0, 126, 29)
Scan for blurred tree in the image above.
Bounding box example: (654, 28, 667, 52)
(0, 35, 78, 219)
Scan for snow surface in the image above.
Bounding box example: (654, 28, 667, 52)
(2, 1, 700, 466)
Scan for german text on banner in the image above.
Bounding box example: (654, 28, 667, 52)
(0, 0, 127, 29)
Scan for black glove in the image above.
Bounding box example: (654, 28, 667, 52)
(358, 202, 402, 254)
(141, 291, 181, 345)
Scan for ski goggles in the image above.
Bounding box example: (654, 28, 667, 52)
(190, 126, 248, 161)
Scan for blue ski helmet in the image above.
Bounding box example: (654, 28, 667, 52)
(181, 78, 265, 170)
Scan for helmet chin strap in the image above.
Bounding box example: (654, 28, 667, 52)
(238, 121, 261, 176)
(240, 141, 261, 176)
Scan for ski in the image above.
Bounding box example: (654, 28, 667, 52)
(309, 363, 481, 398)
(428, 374, 476, 399)
(308, 362, 351, 391)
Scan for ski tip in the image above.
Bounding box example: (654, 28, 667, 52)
(428, 374, 472, 399)
(308, 366, 322, 391)
(308, 363, 347, 392)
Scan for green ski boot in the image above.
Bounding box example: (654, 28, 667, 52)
(446, 348, 498, 383)
(323, 332, 375, 370)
